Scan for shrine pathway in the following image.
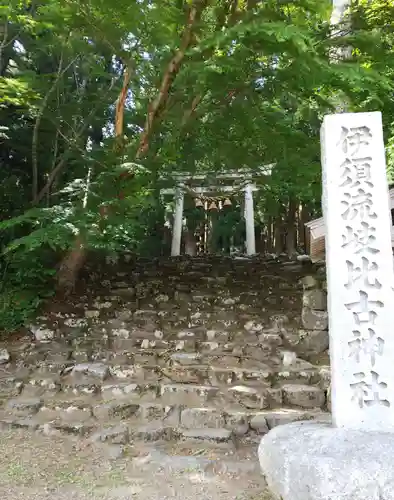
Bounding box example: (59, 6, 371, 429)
(0, 428, 271, 500)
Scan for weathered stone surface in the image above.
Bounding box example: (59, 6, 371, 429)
(170, 352, 201, 365)
(0, 377, 24, 399)
(131, 422, 171, 441)
(71, 363, 109, 380)
(155, 294, 169, 303)
(0, 349, 10, 364)
(181, 428, 233, 442)
(301, 308, 328, 331)
(161, 365, 208, 384)
(301, 276, 319, 290)
(283, 329, 329, 355)
(110, 287, 135, 297)
(101, 382, 140, 399)
(12, 255, 324, 444)
(137, 403, 165, 421)
(93, 401, 140, 420)
(180, 408, 225, 429)
(37, 405, 92, 426)
(302, 289, 327, 311)
(258, 333, 282, 347)
(91, 424, 129, 444)
(29, 325, 55, 342)
(282, 384, 325, 409)
(297, 329, 329, 354)
(263, 409, 322, 429)
(111, 328, 131, 339)
(45, 349, 72, 367)
(6, 397, 42, 415)
(244, 321, 264, 333)
(225, 411, 249, 436)
(85, 310, 100, 319)
(47, 415, 95, 436)
(206, 330, 230, 342)
(228, 385, 282, 410)
(174, 338, 197, 351)
(61, 374, 101, 395)
(64, 318, 88, 328)
(250, 413, 269, 434)
(0, 415, 40, 430)
(280, 350, 297, 367)
(160, 383, 219, 401)
(269, 314, 289, 332)
(259, 422, 394, 500)
(162, 405, 181, 427)
(26, 371, 60, 390)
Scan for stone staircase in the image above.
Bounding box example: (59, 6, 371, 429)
(0, 255, 330, 450)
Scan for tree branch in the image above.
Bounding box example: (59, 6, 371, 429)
(32, 75, 120, 205)
(114, 64, 132, 156)
(181, 94, 203, 126)
(135, 0, 208, 159)
(31, 53, 79, 201)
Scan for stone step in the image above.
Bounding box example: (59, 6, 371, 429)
(0, 392, 329, 444)
(1, 354, 329, 400)
(25, 353, 328, 382)
(55, 297, 301, 317)
(74, 330, 282, 348)
(85, 257, 309, 284)
(6, 255, 323, 451)
(12, 330, 322, 362)
(29, 318, 303, 347)
(49, 314, 299, 336)
(18, 369, 327, 410)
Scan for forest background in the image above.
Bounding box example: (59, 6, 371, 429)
(1, 0, 393, 331)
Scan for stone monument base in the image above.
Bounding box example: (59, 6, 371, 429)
(258, 421, 394, 500)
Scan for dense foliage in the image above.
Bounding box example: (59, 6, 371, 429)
(1, 0, 393, 331)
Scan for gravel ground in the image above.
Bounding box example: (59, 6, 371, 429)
(0, 428, 272, 500)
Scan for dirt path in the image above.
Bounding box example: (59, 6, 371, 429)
(0, 428, 271, 500)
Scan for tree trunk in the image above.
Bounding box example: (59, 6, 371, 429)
(56, 236, 86, 296)
(56, 118, 113, 295)
(266, 216, 273, 253)
(274, 215, 284, 254)
(286, 198, 297, 257)
(297, 203, 304, 253)
(185, 229, 197, 256)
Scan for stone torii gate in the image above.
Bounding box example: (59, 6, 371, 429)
(160, 167, 272, 257)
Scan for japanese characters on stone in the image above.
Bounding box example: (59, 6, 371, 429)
(338, 125, 390, 410)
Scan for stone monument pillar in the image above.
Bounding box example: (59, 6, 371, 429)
(258, 112, 394, 500)
(322, 112, 394, 430)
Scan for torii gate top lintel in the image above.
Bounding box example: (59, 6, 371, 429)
(159, 165, 272, 196)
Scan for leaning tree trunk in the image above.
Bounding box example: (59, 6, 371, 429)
(56, 236, 86, 295)
(56, 1, 206, 295)
(56, 66, 131, 295)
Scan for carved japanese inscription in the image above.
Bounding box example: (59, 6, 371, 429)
(322, 112, 394, 430)
(350, 371, 390, 408)
(348, 329, 384, 366)
(337, 125, 390, 409)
